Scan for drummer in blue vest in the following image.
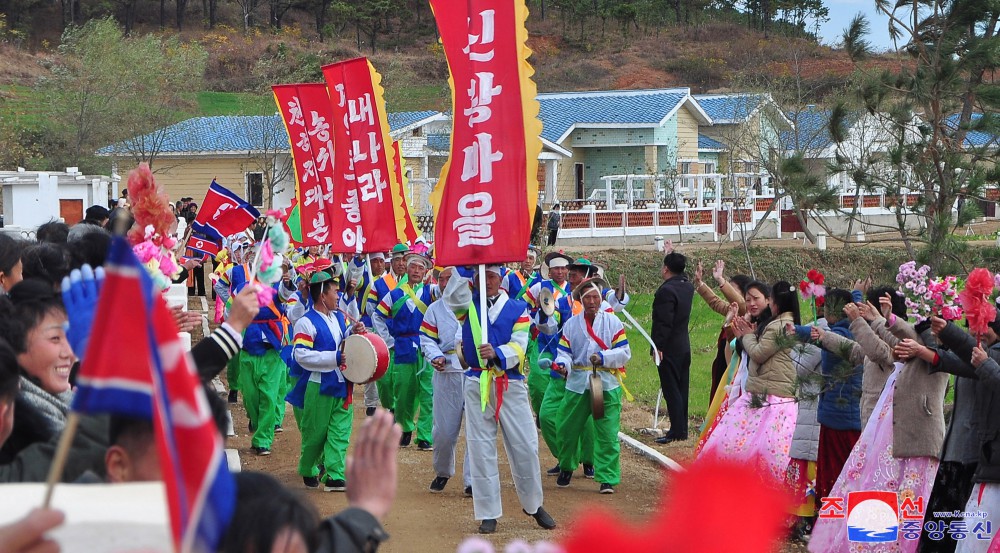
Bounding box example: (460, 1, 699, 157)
(373, 252, 437, 449)
(286, 266, 365, 491)
(444, 264, 557, 535)
(349, 252, 387, 416)
(369, 243, 410, 412)
(227, 242, 298, 456)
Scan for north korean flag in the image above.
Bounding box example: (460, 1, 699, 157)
(192, 180, 260, 240)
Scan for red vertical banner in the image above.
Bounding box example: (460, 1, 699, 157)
(321, 57, 402, 253)
(392, 141, 421, 244)
(272, 83, 338, 248)
(429, 0, 542, 265)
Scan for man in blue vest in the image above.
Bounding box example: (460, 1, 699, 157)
(374, 252, 436, 449)
(228, 246, 296, 456)
(368, 243, 410, 412)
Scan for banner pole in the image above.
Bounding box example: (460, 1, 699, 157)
(478, 264, 488, 345)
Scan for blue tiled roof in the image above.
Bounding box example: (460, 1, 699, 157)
(698, 134, 726, 150)
(98, 111, 444, 155)
(386, 110, 440, 132)
(427, 134, 451, 152)
(946, 113, 999, 148)
(537, 89, 690, 144)
(781, 108, 837, 151)
(694, 94, 764, 123)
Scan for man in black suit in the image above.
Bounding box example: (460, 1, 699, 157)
(650, 250, 694, 444)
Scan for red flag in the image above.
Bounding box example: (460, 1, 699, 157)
(273, 84, 336, 248)
(73, 238, 234, 552)
(192, 180, 261, 240)
(321, 57, 402, 253)
(392, 141, 421, 244)
(429, 0, 542, 265)
(185, 231, 221, 259)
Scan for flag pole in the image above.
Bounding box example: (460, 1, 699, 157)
(478, 264, 488, 345)
(41, 412, 80, 507)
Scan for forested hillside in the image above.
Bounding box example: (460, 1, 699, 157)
(0, 0, 880, 173)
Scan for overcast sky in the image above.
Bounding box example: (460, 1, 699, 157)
(816, 0, 898, 51)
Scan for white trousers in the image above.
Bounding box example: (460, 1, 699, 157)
(432, 371, 471, 487)
(463, 376, 543, 521)
(363, 381, 379, 408)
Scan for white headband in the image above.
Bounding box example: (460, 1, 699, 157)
(548, 258, 569, 268)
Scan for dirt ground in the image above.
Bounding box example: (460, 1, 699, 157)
(227, 390, 670, 552)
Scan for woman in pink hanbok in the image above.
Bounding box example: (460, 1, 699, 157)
(808, 300, 948, 553)
(698, 281, 800, 486)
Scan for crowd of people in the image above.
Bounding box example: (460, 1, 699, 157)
(5, 198, 1000, 552)
(676, 241, 1000, 552)
(0, 197, 644, 550)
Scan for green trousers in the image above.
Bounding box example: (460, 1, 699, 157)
(298, 381, 354, 480)
(239, 348, 284, 449)
(558, 386, 622, 486)
(540, 377, 594, 465)
(226, 352, 241, 392)
(376, 350, 396, 411)
(287, 373, 303, 431)
(525, 338, 546, 415)
(393, 356, 433, 443)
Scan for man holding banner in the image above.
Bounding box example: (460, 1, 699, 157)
(445, 265, 555, 534)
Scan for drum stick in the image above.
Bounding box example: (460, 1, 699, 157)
(621, 308, 661, 365)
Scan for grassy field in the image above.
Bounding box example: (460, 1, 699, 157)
(619, 291, 834, 420)
(616, 292, 726, 420)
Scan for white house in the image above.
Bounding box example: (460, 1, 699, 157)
(0, 168, 114, 235)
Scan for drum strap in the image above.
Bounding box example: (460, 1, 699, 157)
(583, 318, 633, 401)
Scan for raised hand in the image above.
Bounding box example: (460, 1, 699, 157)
(712, 260, 726, 283)
(972, 345, 988, 367)
(60, 264, 105, 359)
(930, 316, 946, 335)
(693, 262, 704, 287)
(879, 293, 893, 319)
(859, 301, 879, 322)
(843, 302, 860, 322)
(894, 338, 923, 360)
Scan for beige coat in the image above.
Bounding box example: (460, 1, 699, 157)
(875, 317, 949, 459)
(696, 280, 747, 317)
(742, 312, 797, 398)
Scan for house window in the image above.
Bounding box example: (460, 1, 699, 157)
(412, 128, 422, 137)
(246, 172, 264, 208)
(680, 162, 692, 174)
(704, 162, 716, 174)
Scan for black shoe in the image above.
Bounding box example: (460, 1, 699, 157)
(535, 415, 540, 429)
(324, 479, 346, 492)
(525, 506, 557, 530)
(654, 434, 687, 444)
(227, 390, 238, 404)
(303, 476, 319, 489)
(546, 465, 561, 476)
(556, 470, 572, 487)
(366, 407, 376, 417)
(600, 483, 615, 494)
(251, 446, 271, 456)
(274, 424, 283, 433)
(583, 464, 595, 479)
(417, 440, 433, 451)
(248, 421, 255, 433)
(399, 431, 412, 447)
(478, 519, 497, 534)
(429, 476, 448, 493)
(464, 485, 473, 497)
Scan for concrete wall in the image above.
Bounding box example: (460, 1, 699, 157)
(1, 172, 108, 230)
